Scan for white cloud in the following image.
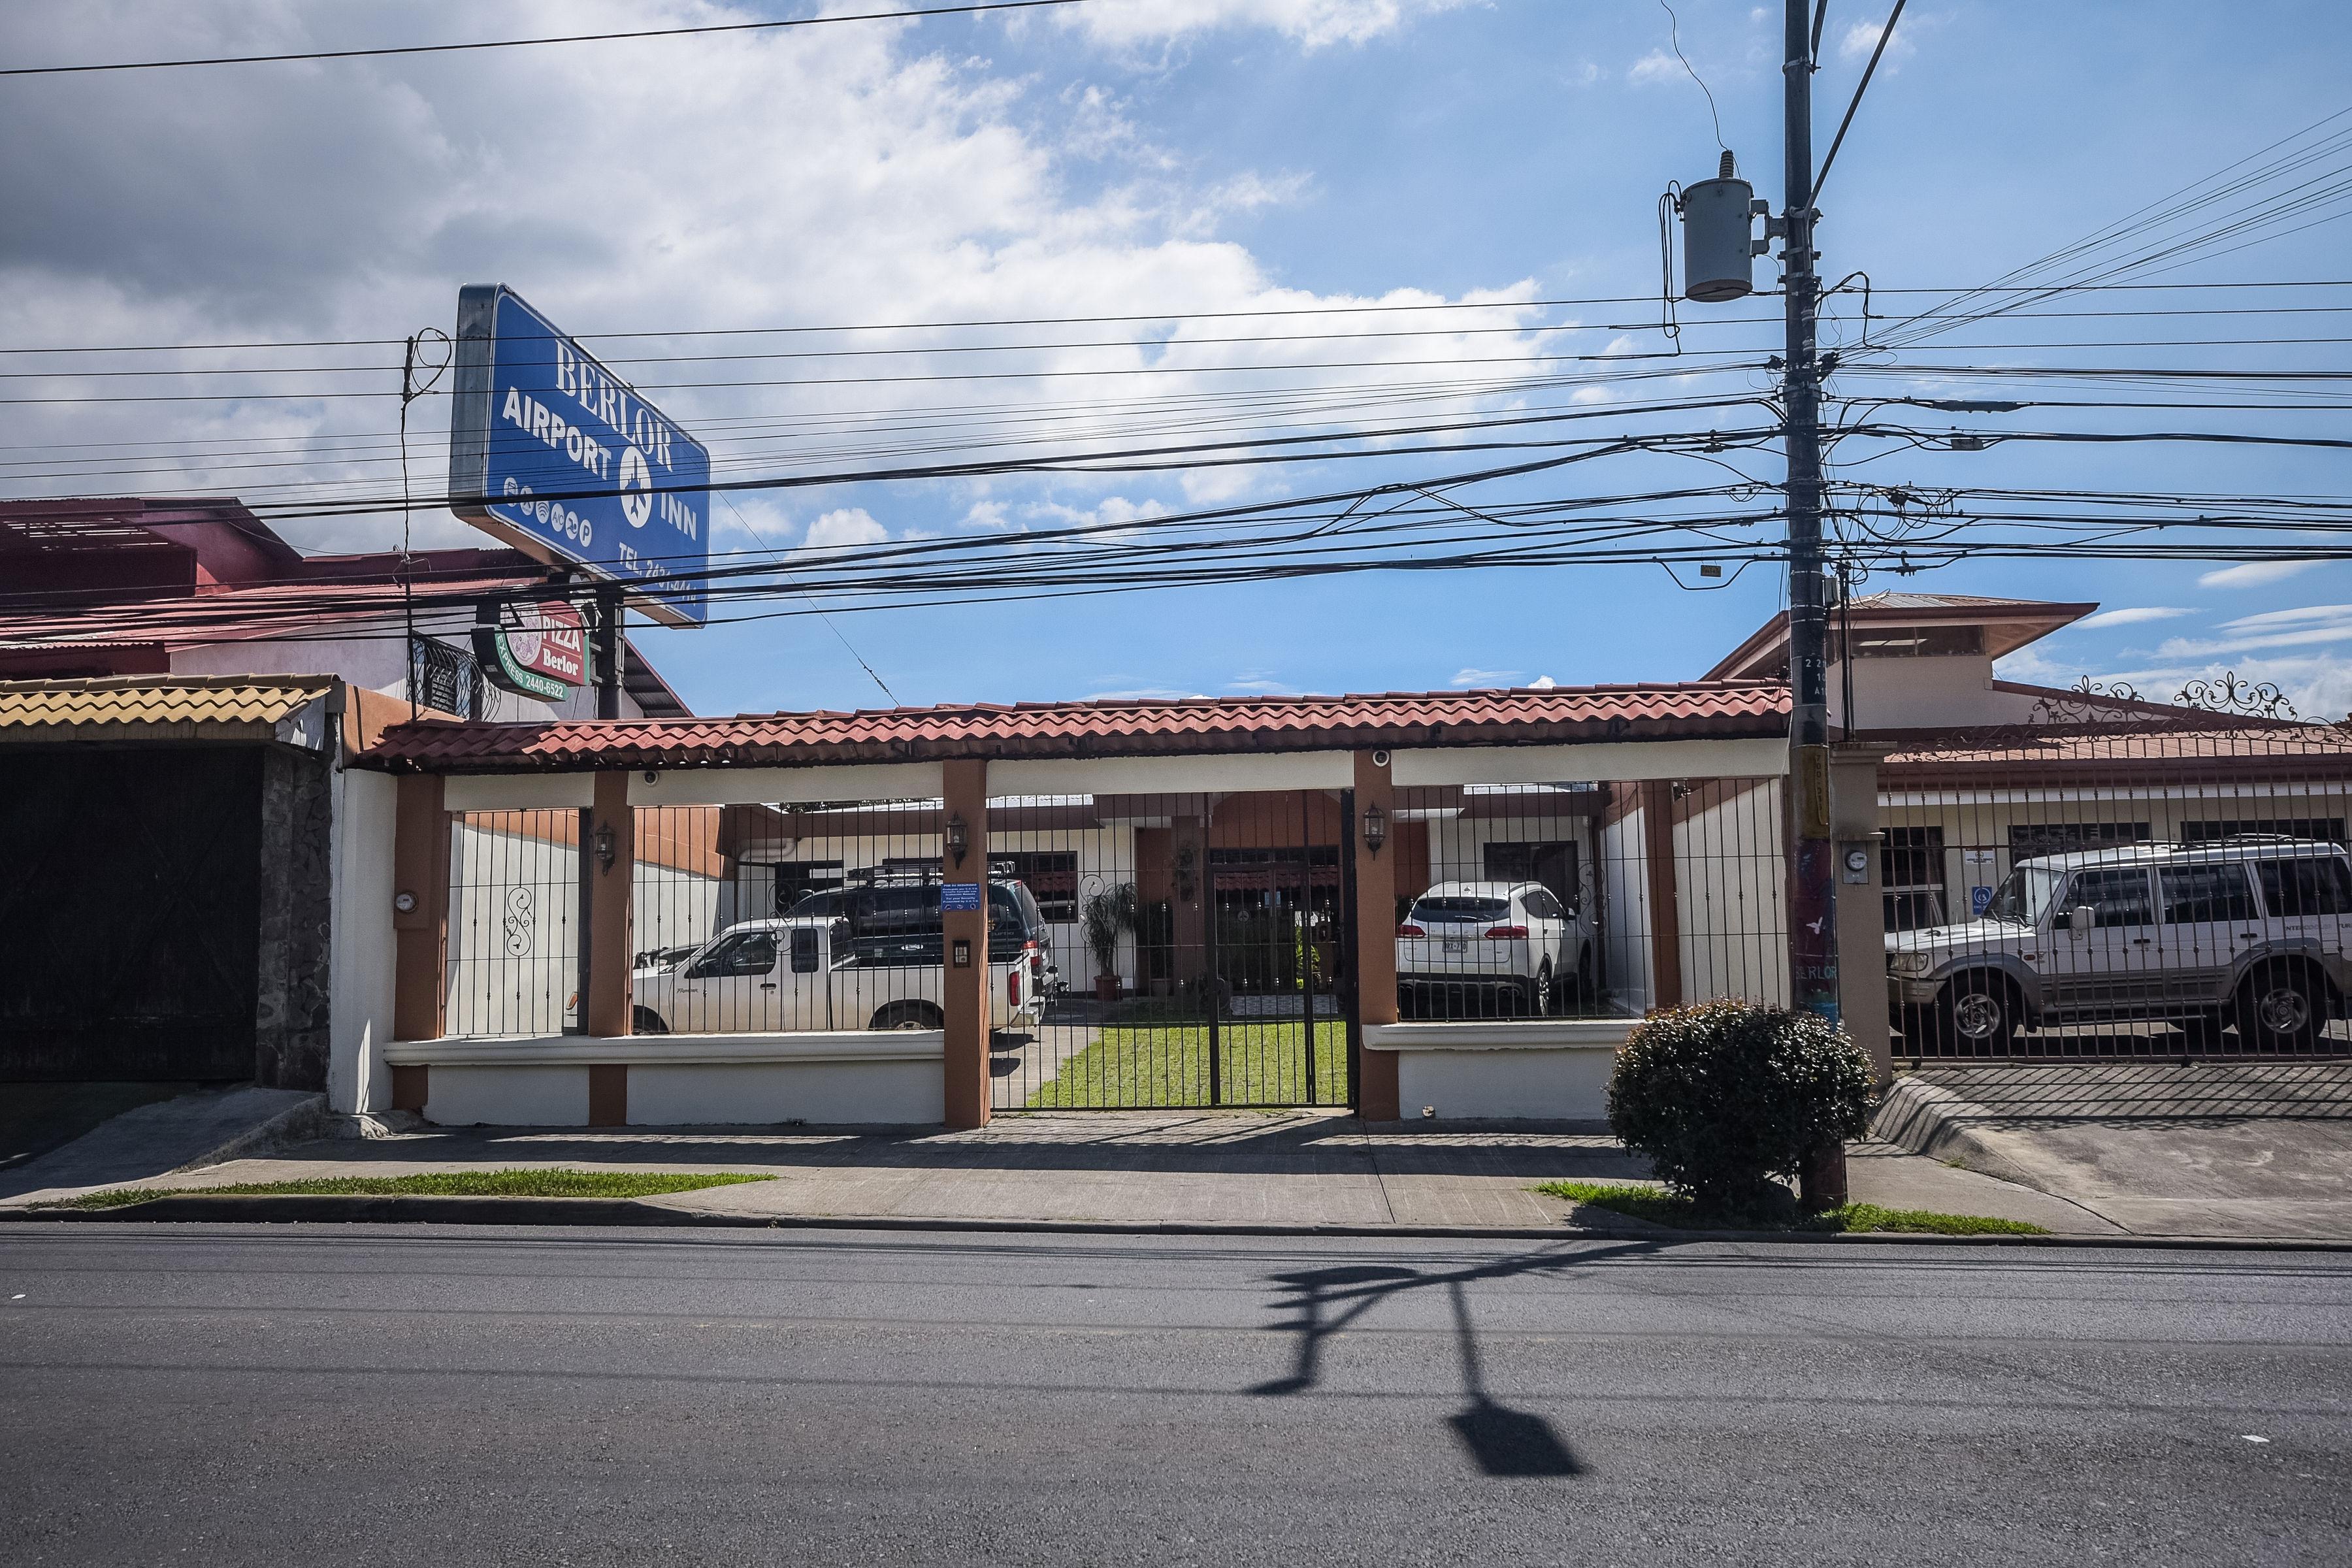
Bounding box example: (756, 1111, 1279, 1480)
(2072, 606, 2195, 630)
(1451, 666, 1524, 687)
(2218, 603, 2352, 632)
(1527, 674, 1557, 689)
(1626, 50, 1684, 85)
(0, 1, 1565, 561)
(1060, 0, 1477, 51)
(2198, 560, 2320, 589)
(804, 508, 889, 550)
(1085, 685, 1205, 701)
(2155, 606, 2352, 660)
(1839, 17, 1918, 63)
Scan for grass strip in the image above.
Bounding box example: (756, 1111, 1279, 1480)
(62, 1168, 777, 1210)
(1027, 1021, 1350, 1109)
(1535, 1179, 2050, 1236)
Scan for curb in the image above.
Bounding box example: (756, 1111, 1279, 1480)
(4, 1193, 2351, 1250)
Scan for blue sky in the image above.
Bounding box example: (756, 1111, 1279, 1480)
(3, 1, 2348, 716)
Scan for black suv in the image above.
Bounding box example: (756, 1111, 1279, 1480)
(788, 872, 1054, 979)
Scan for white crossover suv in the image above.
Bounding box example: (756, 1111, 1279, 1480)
(1396, 879, 1594, 1017)
(1887, 836, 2351, 1052)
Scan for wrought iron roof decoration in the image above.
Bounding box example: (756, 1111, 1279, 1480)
(2029, 678, 2142, 725)
(2174, 672, 2298, 720)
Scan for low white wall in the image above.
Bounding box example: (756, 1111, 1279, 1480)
(328, 768, 400, 1113)
(1366, 1019, 1628, 1122)
(385, 1032, 946, 1127)
(425, 1064, 593, 1127)
(631, 1060, 941, 1126)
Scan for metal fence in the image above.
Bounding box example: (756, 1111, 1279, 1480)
(627, 800, 1026, 1036)
(1880, 712, 2352, 1062)
(985, 791, 1348, 1111)
(444, 809, 580, 1037)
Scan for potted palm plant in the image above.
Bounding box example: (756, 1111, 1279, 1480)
(1083, 882, 1137, 1002)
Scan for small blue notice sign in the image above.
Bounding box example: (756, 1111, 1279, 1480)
(1970, 885, 1995, 916)
(940, 882, 983, 912)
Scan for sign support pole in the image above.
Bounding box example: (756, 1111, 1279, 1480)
(595, 583, 625, 720)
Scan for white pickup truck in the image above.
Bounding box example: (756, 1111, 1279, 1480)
(631, 914, 1043, 1035)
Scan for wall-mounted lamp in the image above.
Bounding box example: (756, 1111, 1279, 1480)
(945, 813, 969, 867)
(592, 821, 617, 874)
(1360, 800, 1388, 855)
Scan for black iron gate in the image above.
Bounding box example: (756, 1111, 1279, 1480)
(992, 788, 1356, 1111)
(0, 747, 263, 1080)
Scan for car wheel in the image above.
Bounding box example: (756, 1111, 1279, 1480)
(1937, 975, 2017, 1054)
(631, 1005, 669, 1035)
(2238, 964, 2324, 1053)
(1531, 962, 1554, 1018)
(871, 1002, 944, 1032)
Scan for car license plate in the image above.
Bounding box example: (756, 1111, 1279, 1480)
(1442, 938, 1468, 954)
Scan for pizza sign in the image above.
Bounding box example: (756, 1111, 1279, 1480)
(474, 597, 589, 700)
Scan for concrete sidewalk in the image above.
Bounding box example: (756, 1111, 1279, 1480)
(1, 1109, 2102, 1235)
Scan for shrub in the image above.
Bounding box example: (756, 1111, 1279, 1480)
(1606, 999, 1873, 1218)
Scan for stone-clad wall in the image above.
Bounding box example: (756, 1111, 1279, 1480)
(255, 747, 335, 1090)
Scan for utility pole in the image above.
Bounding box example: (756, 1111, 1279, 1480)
(1779, 0, 1840, 1027)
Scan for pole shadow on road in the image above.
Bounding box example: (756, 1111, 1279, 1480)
(1248, 1241, 1659, 1477)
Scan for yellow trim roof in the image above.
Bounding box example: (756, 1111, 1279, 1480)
(0, 675, 339, 747)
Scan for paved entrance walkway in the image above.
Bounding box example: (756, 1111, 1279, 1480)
(1876, 1061, 2352, 1239)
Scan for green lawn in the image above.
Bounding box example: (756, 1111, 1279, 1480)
(1028, 1021, 1350, 1108)
(63, 1168, 776, 1209)
(1534, 1179, 2050, 1236)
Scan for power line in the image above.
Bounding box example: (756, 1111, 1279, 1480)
(10, 278, 2351, 359)
(0, 0, 1089, 78)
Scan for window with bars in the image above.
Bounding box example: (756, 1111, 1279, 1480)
(408, 634, 487, 721)
(992, 851, 1079, 923)
(1882, 825, 1948, 932)
(2010, 821, 2152, 856)
(2183, 818, 2348, 846)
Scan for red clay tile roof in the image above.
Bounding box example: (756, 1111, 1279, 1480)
(358, 683, 1791, 773)
(1880, 721, 2352, 781)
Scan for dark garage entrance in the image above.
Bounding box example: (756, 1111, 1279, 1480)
(0, 741, 332, 1086)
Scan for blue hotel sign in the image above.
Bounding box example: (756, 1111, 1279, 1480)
(448, 285, 710, 627)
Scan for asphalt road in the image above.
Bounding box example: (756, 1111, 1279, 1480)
(2, 1226, 2347, 1566)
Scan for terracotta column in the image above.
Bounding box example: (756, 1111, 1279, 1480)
(391, 773, 451, 1043)
(1352, 750, 1401, 1122)
(941, 758, 992, 1128)
(584, 770, 636, 1039)
(1639, 779, 1685, 1010)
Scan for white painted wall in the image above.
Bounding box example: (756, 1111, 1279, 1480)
(630, 1060, 942, 1125)
(170, 618, 653, 722)
(1827, 653, 2048, 732)
(327, 768, 400, 1113)
(424, 1064, 592, 1126)
(444, 818, 582, 1036)
(1674, 780, 1789, 1005)
(1369, 1021, 1627, 1122)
